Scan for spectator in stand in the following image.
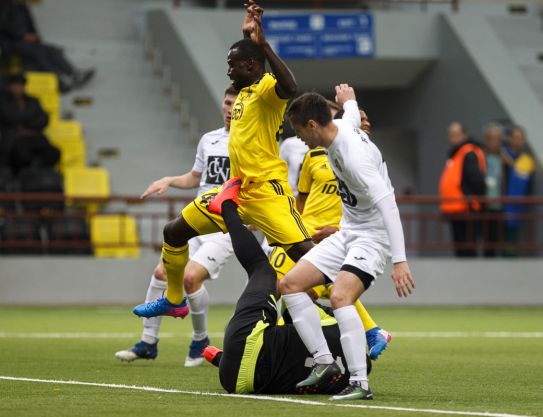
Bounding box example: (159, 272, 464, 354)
(482, 123, 505, 257)
(502, 126, 535, 256)
(439, 122, 486, 257)
(0, 0, 95, 93)
(0, 74, 60, 174)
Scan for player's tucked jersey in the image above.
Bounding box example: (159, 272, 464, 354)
(192, 127, 230, 195)
(327, 119, 394, 236)
(279, 136, 308, 195)
(297, 148, 342, 235)
(228, 73, 289, 187)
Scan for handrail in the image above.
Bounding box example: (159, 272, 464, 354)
(0, 193, 540, 255)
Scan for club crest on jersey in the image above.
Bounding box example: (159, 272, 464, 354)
(205, 156, 230, 185)
(231, 102, 244, 121)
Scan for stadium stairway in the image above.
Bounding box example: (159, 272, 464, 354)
(445, 5, 543, 165)
(31, 0, 197, 196)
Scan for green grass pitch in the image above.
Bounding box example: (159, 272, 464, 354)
(1, 306, 542, 417)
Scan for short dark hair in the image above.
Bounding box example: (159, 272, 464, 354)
(287, 92, 332, 127)
(326, 99, 341, 113)
(224, 84, 238, 96)
(229, 38, 265, 66)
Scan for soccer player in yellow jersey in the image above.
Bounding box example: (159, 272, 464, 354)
(133, 0, 314, 318)
(270, 89, 390, 360)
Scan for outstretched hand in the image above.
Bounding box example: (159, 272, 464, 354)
(140, 177, 172, 199)
(242, 0, 265, 45)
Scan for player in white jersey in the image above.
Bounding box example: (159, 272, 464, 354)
(115, 86, 238, 367)
(279, 91, 415, 400)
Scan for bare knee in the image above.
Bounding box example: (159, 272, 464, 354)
(279, 276, 304, 295)
(330, 289, 358, 309)
(183, 262, 209, 294)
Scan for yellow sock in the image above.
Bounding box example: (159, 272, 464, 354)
(162, 242, 189, 304)
(355, 300, 378, 331)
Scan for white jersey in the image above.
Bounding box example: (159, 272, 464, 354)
(279, 136, 308, 195)
(327, 119, 394, 237)
(192, 127, 230, 194)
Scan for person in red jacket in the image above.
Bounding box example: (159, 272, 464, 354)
(439, 122, 486, 257)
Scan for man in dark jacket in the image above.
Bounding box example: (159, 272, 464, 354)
(0, 74, 60, 173)
(439, 121, 487, 257)
(0, 0, 94, 92)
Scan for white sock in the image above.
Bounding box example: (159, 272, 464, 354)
(282, 292, 333, 364)
(187, 285, 209, 341)
(334, 305, 368, 388)
(141, 275, 166, 344)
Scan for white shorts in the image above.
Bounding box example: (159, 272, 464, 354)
(188, 232, 234, 280)
(301, 229, 390, 286)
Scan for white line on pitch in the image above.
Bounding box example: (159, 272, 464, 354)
(0, 376, 534, 417)
(0, 332, 175, 339)
(1, 331, 542, 339)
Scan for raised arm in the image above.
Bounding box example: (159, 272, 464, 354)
(243, 1, 297, 99)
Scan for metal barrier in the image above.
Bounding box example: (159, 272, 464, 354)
(0, 193, 541, 256)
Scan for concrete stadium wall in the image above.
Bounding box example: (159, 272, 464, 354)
(1, 255, 541, 306)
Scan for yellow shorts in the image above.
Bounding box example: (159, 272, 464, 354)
(269, 245, 331, 298)
(182, 180, 311, 248)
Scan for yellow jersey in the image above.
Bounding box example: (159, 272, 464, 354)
(229, 73, 289, 187)
(297, 148, 342, 235)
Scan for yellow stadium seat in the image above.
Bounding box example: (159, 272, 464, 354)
(25, 72, 60, 121)
(64, 166, 110, 199)
(53, 139, 86, 173)
(46, 120, 83, 142)
(39, 94, 60, 121)
(25, 71, 59, 94)
(64, 166, 110, 213)
(90, 214, 140, 258)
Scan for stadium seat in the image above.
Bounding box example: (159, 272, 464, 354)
(45, 120, 83, 142)
(24, 72, 61, 121)
(63, 166, 110, 212)
(90, 214, 140, 258)
(50, 136, 86, 174)
(25, 71, 59, 94)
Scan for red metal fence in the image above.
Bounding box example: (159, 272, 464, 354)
(0, 193, 540, 256)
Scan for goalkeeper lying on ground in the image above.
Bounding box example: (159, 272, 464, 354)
(202, 178, 372, 395)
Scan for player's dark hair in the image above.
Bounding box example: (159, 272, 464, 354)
(287, 92, 333, 127)
(224, 84, 238, 96)
(229, 38, 266, 66)
(326, 99, 341, 113)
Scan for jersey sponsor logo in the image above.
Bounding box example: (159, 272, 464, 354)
(205, 156, 230, 185)
(321, 182, 339, 195)
(336, 177, 357, 207)
(231, 102, 244, 121)
(207, 256, 216, 262)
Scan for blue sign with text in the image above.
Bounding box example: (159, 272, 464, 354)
(262, 13, 374, 59)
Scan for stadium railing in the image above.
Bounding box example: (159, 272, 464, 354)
(0, 193, 541, 256)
